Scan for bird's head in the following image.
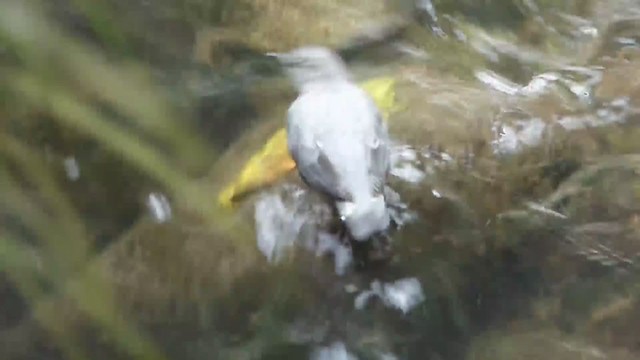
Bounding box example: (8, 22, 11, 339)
(337, 195, 390, 241)
(267, 46, 350, 90)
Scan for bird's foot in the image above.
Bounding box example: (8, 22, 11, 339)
(335, 222, 350, 245)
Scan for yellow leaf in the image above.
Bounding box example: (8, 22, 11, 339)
(360, 77, 398, 120)
(218, 76, 398, 207)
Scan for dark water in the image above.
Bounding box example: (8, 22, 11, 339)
(1, 0, 640, 359)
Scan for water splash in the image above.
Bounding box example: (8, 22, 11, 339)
(518, 72, 562, 97)
(492, 117, 547, 155)
(390, 144, 425, 184)
(493, 94, 635, 156)
(558, 96, 631, 130)
(355, 277, 426, 314)
(475, 70, 521, 95)
(415, 0, 446, 37)
(253, 179, 422, 274)
(384, 186, 419, 228)
(253, 186, 356, 273)
(310, 342, 358, 360)
(316, 232, 353, 276)
(254, 190, 307, 263)
(392, 42, 430, 60)
(490, 63, 636, 156)
(391, 163, 426, 183)
(378, 352, 400, 360)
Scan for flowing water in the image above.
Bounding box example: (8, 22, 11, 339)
(2, 0, 640, 359)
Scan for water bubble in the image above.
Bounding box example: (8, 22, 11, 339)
(578, 25, 598, 37)
(344, 284, 358, 293)
(63, 156, 80, 181)
(146, 192, 172, 223)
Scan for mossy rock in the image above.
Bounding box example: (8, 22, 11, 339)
(468, 326, 638, 360)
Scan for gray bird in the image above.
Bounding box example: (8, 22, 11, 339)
(268, 46, 392, 243)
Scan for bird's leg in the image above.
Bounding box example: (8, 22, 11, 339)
(346, 237, 367, 271)
(328, 211, 365, 269)
(329, 215, 369, 270)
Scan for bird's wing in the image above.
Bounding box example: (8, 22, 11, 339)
(286, 101, 351, 201)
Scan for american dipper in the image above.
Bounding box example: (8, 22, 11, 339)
(269, 46, 393, 266)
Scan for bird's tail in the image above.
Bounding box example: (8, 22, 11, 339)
(337, 195, 390, 241)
